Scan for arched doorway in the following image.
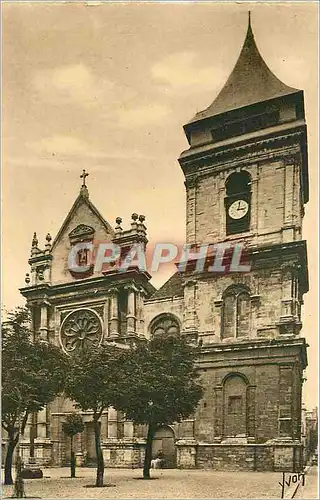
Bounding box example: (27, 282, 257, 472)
(152, 426, 176, 468)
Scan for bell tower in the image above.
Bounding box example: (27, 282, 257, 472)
(180, 14, 308, 248)
(177, 14, 309, 471)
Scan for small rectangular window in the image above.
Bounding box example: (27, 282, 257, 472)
(279, 418, 292, 437)
(228, 395, 243, 414)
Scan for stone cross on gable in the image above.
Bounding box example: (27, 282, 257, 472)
(80, 169, 89, 187)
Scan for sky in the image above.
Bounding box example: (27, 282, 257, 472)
(2, 1, 318, 408)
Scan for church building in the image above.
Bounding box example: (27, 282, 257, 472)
(19, 16, 309, 472)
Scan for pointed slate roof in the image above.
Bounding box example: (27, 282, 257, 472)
(149, 272, 183, 300)
(188, 15, 300, 125)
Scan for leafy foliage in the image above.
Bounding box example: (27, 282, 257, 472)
(2, 306, 68, 485)
(118, 332, 204, 426)
(3, 306, 68, 425)
(117, 332, 203, 479)
(62, 413, 84, 438)
(64, 344, 128, 487)
(64, 344, 128, 417)
(62, 413, 84, 479)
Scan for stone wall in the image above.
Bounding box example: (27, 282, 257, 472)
(144, 296, 184, 338)
(185, 156, 302, 248)
(193, 443, 302, 472)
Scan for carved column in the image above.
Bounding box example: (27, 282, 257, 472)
(39, 303, 48, 341)
(135, 289, 144, 337)
(103, 299, 109, 339)
(36, 407, 47, 439)
(126, 287, 136, 334)
(109, 288, 119, 337)
(107, 407, 118, 439)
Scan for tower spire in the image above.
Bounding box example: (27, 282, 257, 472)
(185, 12, 299, 127)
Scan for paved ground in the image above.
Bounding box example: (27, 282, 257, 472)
(295, 466, 318, 499)
(1, 467, 299, 499)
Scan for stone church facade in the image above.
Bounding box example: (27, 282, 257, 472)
(18, 18, 309, 472)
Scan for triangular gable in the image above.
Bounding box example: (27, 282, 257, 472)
(51, 192, 114, 251)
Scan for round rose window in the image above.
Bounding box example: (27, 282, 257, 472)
(60, 309, 102, 353)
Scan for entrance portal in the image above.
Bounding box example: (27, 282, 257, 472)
(152, 426, 176, 468)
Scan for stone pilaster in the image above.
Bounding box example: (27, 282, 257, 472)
(250, 165, 258, 235)
(39, 303, 48, 341)
(123, 421, 134, 439)
(109, 288, 119, 337)
(218, 173, 226, 240)
(37, 407, 47, 439)
(278, 365, 293, 439)
(126, 287, 136, 334)
(247, 385, 256, 440)
(101, 413, 108, 440)
(108, 407, 118, 439)
(185, 177, 197, 244)
(214, 385, 223, 442)
(137, 288, 147, 337)
(183, 279, 198, 334)
(103, 299, 109, 339)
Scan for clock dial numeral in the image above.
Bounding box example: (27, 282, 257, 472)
(228, 199, 249, 220)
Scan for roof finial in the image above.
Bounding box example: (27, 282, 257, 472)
(80, 169, 89, 198)
(80, 169, 89, 187)
(248, 10, 251, 27)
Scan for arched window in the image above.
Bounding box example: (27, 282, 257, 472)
(223, 374, 248, 438)
(150, 314, 180, 337)
(225, 171, 251, 235)
(222, 286, 251, 339)
(226, 171, 251, 196)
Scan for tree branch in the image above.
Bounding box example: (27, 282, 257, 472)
(21, 411, 29, 435)
(2, 421, 9, 432)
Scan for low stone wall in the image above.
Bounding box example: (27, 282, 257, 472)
(193, 443, 303, 472)
(102, 439, 146, 468)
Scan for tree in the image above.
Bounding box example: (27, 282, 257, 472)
(62, 413, 84, 478)
(117, 332, 204, 479)
(64, 344, 128, 487)
(2, 306, 68, 486)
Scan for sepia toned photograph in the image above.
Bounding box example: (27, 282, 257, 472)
(2, 1, 319, 498)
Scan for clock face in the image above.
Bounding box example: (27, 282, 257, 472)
(228, 199, 249, 220)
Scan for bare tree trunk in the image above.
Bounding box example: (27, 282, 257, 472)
(70, 435, 76, 478)
(13, 455, 25, 498)
(143, 422, 156, 479)
(93, 418, 104, 487)
(4, 431, 18, 485)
